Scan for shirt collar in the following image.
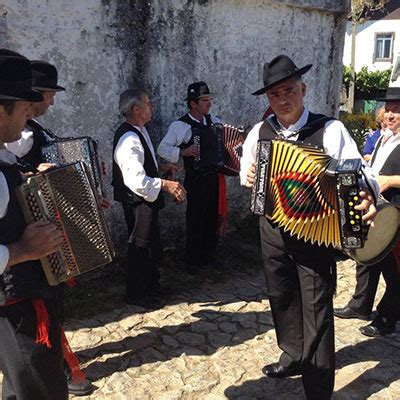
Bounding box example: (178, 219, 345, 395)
(0, 148, 18, 165)
(188, 113, 205, 124)
(268, 108, 309, 135)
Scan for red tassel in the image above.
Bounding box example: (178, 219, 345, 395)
(61, 327, 86, 383)
(65, 278, 77, 288)
(217, 174, 228, 236)
(32, 299, 52, 349)
(393, 240, 400, 274)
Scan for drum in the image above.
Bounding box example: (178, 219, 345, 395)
(345, 199, 400, 266)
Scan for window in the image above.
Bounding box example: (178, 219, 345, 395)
(374, 33, 394, 62)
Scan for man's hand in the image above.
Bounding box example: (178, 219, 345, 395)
(159, 163, 180, 180)
(161, 179, 186, 203)
(245, 163, 256, 188)
(376, 175, 392, 193)
(37, 163, 56, 173)
(180, 145, 199, 158)
(7, 221, 63, 267)
(354, 190, 377, 227)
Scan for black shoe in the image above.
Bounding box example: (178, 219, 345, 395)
(262, 362, 301, 378)
(334, 306, 370, 321)
(67, 377, 95, 396)
(359, 316, 396, 337)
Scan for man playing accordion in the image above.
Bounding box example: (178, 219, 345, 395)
(158, 82, 223, 274)
(0, 50, 68, 399)
(241, 54, 378, 400)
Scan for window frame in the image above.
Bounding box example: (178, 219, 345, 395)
(373, 32, 395, 62)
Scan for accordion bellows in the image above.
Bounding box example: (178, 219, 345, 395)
(252, 140, 366, 249)
(16, 162, 114, 285)
(41, 137, 103, 192)
(268, 141, 339, 246)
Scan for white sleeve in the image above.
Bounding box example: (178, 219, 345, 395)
(0, 245, 9, 274)
(0, 173, 10, 273)
(239, 122, 263, 186)
(323, 120, 380, 197)
(4, 129, 34, 158)
(157, 121, 192, 163)
(114, 132, 161, 203)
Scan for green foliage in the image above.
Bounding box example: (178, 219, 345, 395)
(343, 65, 392, 94)
(339, 112, 377, 151)
(355, 66, 392, 93)
(343, 65, 353, 88)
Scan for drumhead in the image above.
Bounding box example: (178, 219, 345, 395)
(347, 201, 400, 266)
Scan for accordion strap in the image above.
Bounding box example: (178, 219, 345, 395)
(26, 119, 59, 140)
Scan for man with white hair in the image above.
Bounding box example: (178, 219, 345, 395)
(112, 88, 186, 306)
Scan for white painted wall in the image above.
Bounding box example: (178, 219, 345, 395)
(0, 0, 349, 249)
(343, 19, 400, 71)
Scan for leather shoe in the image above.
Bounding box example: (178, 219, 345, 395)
(359, 316, 396, 337)
(262, 362, 301, 378)
(334, 306, 370, 321)
(67, 377, 95, 396)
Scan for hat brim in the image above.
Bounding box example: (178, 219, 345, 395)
(185, 93, 213, 101)
(0, 90, 44, 102)
(32, 84, 65, 92)
(252, 64, 312, 96)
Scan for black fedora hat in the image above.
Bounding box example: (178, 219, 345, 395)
(375, 87, 400, 102)
(0, 51, 43, 102)
(185, 81, 212, 101)
(252, 55, 312, 96)
(30, 60, 65, 92)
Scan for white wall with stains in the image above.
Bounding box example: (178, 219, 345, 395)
(0, 0, 350, 250)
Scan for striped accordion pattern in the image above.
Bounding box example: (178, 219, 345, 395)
(251, 140, 367, 249)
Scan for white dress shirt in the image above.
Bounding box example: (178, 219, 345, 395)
(240, 108, 379, 194)
(114, 125, 162, 203)
(157, 113, 221, 163)
(5, 127, 35, 158)
(370, 129, 400, 175)
(0, 148, 19, 273)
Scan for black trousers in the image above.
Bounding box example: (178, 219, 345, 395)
(122, 202, 161, 299)
(348, 252, 400, 322)
(0, 299, 67, 400)
(184, 172, 219, 265)
(260, 217, 335, 400)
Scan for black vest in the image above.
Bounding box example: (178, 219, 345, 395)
(112, 122, 165, 209)
(371, 138, 400, 205)
(0, 163, 57, 304)
(178, 113, 213, 173)
(259, 112, 333, 148)
(20, 120, 54, 170)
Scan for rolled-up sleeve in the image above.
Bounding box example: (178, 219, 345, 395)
(114, 132, 161, 203)
(240, 122, 262, 186)
(323, 120, 380, 197)
(0, 172, 10, 273)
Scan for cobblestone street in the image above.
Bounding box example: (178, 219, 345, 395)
(0, 256, 399, 399)
(60, 257, 400, 399)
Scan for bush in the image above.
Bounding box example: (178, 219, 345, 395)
(342, 65, 392, 94)
(339, 112, 377, 151)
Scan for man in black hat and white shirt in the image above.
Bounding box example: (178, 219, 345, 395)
(158, 82, 222, 273)
(241, 54, 378, 400)
(0, 50, 68, 399)
(4, 58, 96, 396)
(335, 87, 400, 338)
(5, 60, 65, 169)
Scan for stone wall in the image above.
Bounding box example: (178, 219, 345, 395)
(0, 0, 349, 251)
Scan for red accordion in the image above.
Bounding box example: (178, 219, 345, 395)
(193, 123, 246, 176)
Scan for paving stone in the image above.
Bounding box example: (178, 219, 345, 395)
(1, 259, 398, 399)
